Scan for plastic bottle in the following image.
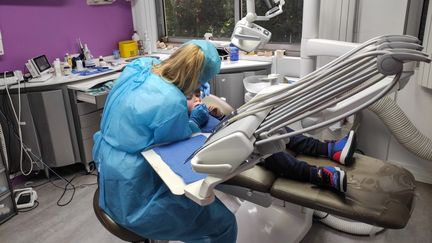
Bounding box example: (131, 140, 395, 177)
(63, 63, 71, 76)
(144, 32, 152, 54)
(99, 56, 107, 67)
(132, 31, 140, 42)
(229, 44, 239, 62)
(83, 44, 92, 60)
(132, 31, 145, 55)
(67, 54, 73, 67)
(138, 40, 145, 55)
(76, 59, 84, 71)
(53, 58, 62, 77)
(64, 53, 69, 63)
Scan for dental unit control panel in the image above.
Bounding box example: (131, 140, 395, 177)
(0, 70, 23, 86)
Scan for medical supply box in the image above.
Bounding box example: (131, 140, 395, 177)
(119, 40, 138, 58)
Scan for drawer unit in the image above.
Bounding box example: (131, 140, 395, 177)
(76, 91, 109, 109)
(76, 102, 99, 116)
(0, 192, 16, 225)
(68, 76, 116, 167)
(82, 138, 95, 163)
(79, 110, 103, 129)
(81, 124, 100, 140)
(68, 72, 120, 110)
(74, 109, 103, 165)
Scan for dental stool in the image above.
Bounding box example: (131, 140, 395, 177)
(93, 188, 150, 243)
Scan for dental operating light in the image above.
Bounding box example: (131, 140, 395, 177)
(231, 0, 285, 52)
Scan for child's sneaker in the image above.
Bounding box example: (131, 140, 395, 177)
(328, 130, 357, 166)
(310, 166, 347, 193)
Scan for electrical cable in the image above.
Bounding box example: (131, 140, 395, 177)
(2, 74, 33, 175)
(1, 74, 11, 171)
(9, 134, 97, 206)
(1, 95, 13, 165)
(25, 179, 52, 188)
(0, 103, 39, 175)
(32, 151, 97, 206)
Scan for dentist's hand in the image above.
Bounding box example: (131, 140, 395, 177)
(200, 83, 211, 98)
(190, 103, 209, 128)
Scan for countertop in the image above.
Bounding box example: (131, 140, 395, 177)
(4, 54, 271, 90)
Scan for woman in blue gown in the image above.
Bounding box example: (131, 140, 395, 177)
(92, 40, 237, 243)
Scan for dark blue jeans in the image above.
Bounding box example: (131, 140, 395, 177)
(262, 128, 327, 182)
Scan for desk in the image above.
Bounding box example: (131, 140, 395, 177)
(0, 56, 271, 173)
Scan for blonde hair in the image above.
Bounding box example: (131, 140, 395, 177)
(153, 44, 205, 95)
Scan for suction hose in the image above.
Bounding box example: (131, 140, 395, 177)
(368, 96, 432, 161)
(313, 211, 384, 236)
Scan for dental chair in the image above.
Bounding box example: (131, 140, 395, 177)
(93, 35, 428, 242)
(142, 35, 430, 242)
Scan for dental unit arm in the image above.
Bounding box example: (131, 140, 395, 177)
(231, 0, 285, 52)
(185, 35, 430, 211)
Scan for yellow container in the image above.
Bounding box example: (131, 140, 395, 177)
(118, 40, 138, 58)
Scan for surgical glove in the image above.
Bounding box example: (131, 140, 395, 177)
(200, 83, 211, 98)
(188, 120, 201, 133)
(190, 103, 209, 128)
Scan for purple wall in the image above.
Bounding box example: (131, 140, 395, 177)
(0, 0, 133, 72)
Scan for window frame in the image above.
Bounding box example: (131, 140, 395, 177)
(155, 0, 301, 54)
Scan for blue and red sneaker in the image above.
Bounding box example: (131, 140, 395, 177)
(328, 130, 357, 166)
(311, 166, 347, 193)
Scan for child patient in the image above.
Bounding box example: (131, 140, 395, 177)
(186, 89, 356, 194)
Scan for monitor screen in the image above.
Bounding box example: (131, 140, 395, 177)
(33, 55, 51, 73)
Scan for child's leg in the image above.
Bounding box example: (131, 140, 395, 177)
(285, 127, 357, 166)
(263, 152, 347, 193)
(263, 152, 312, 182)
(284, 127, 328, 156)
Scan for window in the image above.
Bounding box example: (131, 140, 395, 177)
(162, 0, 236, 39)
(156, 0, 303, 51)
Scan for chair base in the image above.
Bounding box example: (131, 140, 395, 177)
(236, 199, 313, 243)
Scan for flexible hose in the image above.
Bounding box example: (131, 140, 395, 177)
(313, 211, 384, 236)
(368, 96, 432, 161)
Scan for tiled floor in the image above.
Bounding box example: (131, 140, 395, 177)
(1, 168, 431, 243)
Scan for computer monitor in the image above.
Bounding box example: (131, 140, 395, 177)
(26, 55, 53, 82)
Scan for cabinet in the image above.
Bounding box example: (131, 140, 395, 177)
(210, 68, 270, 109)
(1, 89, 81, 174)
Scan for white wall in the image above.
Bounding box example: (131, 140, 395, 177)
(353, 0, 408, 41)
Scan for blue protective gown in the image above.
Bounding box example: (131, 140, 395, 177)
(93, 52, 237, 242)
